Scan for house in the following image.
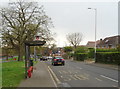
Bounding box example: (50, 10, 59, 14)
(96, 35, 120, 49)
(86, 41, 100, 48)
(86, 41, 95, 48)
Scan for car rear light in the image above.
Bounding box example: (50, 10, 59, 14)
(54, 59, 57, 61)
(62, 59, 64, 61)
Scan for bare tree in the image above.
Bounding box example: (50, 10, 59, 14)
(0, 1, 54, 61)
(66, 32, 83, 48)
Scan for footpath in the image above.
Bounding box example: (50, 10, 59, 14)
(18, 61, 56, 87)
(85, 61, 119, 71)
(71, 59, 119, 71)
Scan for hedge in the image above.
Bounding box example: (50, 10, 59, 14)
(96, 52, 120, 64)
(96, 49, 118, 52)
(88, 48, 94, 58)
(74, 53, 87, 61)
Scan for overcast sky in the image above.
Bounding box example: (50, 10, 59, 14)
(0, 0, 119, 47)
(40, 1, 118, 47)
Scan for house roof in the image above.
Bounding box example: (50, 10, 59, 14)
(97, 35, 120, 47)
(86, 41, 95, 48)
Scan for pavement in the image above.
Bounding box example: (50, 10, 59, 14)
(18, 61, 57, 87)
(85, 61, 119, 71)
(70, 59, 119, 70)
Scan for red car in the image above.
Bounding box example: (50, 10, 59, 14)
(52, 56, 65, 66)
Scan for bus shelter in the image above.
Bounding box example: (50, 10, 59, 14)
(24, 41, 46, 78)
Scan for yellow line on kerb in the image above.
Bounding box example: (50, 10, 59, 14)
(47, 66, 57, 87)
(48, 66, 61, 84)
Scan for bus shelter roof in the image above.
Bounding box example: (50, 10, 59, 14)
(25, 41, 46, 46)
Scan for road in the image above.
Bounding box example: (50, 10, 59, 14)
(44, 59, 118, 87)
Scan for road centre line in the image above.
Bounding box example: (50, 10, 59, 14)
(100, 75, 118, 83)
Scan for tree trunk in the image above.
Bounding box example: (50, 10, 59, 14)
(18, 45, 24, 61)
(74, 45, 77, 49)
(6, 48, 9, 60)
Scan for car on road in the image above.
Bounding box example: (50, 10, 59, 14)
(40, 56, 47, 61)
(47, 56, 53, 60)
(52, 56, 65, 66)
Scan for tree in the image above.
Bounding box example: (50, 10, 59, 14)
(66, 32, 83, 48)
(63, 46, 73, 59)
(0, 1, 53, 61)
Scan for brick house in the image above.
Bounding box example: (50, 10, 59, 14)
(96, 35, 120, 49)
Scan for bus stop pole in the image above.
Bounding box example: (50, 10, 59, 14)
(25, 45, 27, 78)
(25, 45, 30, 78)
(34, 46, 36, 61)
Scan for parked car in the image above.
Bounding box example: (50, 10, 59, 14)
(47, 56, 53, 60)
(52, 56, 65, 66)
(40, 56, 47, 61)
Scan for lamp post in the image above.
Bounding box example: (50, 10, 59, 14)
(88, 8, 97, 61)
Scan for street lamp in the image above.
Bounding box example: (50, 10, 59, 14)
(88, 8, 97, 61)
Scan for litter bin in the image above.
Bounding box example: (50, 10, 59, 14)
(30, 60, 33, 66)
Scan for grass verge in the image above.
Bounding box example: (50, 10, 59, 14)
(2, 61, 25, 87)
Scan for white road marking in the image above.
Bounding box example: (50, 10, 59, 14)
(77, 75, 89, 80)
(64, 78, 71, 81)
(112, 85, 117, 87)
(74, 74, 83, 80)
(100, 75, 118, 83)
(69, 75, 77, 80)
(59, 71, 62, 74)
(76, 67, 82, 69)
(95, 78, 102, 81)
(62, 83, 71, 87)
(60, 75, 71, 81)
(60, 76, 63, 78)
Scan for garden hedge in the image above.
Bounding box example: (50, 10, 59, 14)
(74, 53, 87, 61)
(96, 49, 118, 52)
(96, 52, 120, 64)
(88, 48, 94, 59)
